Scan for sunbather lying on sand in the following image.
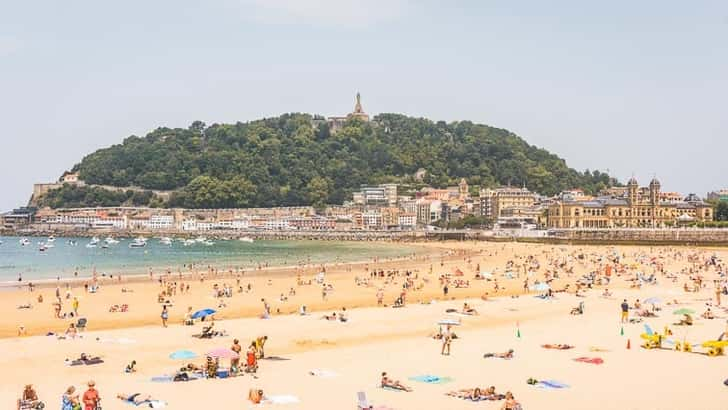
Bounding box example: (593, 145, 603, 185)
(462, 303, 478, 315)
(484, 349, 514, 359)
(117, 393, 152, 405)
(675, 314, 694, 326)
(702, 309, 715, 319)
(381, 372, 412, 392)
(447, 386, 501, 400)
(541, 344, 573, 350)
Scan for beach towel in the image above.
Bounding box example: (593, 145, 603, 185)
(588, 347, 610, 352)
(408, 375, 453, 384)
(573, 357, 604, 365)
(125, 399, 167, 408)
(262, 356, 290, 361)
(536, 380, 570, 389)
(264, 395, 299, 405)
(309, 369, 338, 378)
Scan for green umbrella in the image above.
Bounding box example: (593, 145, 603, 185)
(673, 308, 695, 315)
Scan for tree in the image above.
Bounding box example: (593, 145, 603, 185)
(716, 201, 728, 222)
(59, 112, 620, 209)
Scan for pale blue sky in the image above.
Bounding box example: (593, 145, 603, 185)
(1, 0, 727, 211)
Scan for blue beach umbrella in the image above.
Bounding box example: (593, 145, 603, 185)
(169, 350, 197, 360)
(644, 297, 662, 305)
(191, 308, 216, 319)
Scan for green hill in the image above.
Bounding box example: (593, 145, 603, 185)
(40, 113, 616, 209)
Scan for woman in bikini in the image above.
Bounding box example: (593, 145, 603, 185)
(380, 372, 412, 392)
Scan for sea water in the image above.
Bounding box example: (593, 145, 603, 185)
(0, 236, 415, 282)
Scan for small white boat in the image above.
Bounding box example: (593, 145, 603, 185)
(160, 237, 173, 246)
(39, 244, 48, 252)
(20, 238, 30, 246)
(86, 242, 97, 248)
(195, 236, 207, 243)
(104, 237, 119, 245)
(183, 239, 196, 246)
(101, 243, 109, 249)
(239, 237, 254, 243)
(47, 236, 56, 243)
(129, 238, 147, 248)
(203, 240, 215, 246)
(90, 237, 100, 245)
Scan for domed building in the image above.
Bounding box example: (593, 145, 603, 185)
(547, 177, 713, 228)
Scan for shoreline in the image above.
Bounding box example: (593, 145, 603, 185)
(0, 242, 438, 290)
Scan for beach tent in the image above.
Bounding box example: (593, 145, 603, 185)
(453, 268, 464, 277)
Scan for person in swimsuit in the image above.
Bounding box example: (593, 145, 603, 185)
(380, 372, 412, 392)
(500, 391, 521, 410)
(116, 393, 152, 405)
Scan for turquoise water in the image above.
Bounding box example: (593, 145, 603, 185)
(0, 236, 415, 282)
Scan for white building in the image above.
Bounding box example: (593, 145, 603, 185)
(147, 215, 173, 230)
(398, 213, 417, 228)
(362, 210, 383, 229)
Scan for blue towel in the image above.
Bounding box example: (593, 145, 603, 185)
(409, 375, 453, 384)
(537, 380, 569, 389)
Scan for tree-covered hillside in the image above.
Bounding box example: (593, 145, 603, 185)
(56, 113, 615, 208)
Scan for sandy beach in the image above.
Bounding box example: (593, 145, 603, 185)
(3, 241, 728, 409)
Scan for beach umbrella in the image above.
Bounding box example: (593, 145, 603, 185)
(169, 350, 197, 360)
(207, 348, 239, 359)
(531, 283, 550, 292)
(438, 318, 461, 326)
(673, 308, 695, 315)
(644, 297, 662, 305)
(453, 268, 464, 277)
(191, 308, 216, 319)
(479, 271, 493, 279)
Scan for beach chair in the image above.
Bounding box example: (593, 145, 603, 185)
(357, 392, 372, 410)
(76, 317, 87, 332)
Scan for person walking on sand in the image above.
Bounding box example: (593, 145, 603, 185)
(441, 325, 453, 355)
(82, 380, 100, 410)
(161, 305, 169, 328)
(72, 297, 79, 316)
(620, 299, 629, 323)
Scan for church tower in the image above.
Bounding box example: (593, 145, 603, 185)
(348, 92, 370, 122)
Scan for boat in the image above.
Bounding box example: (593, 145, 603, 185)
(67, 240, 77, 246)
(203, 240, 215, 246)
(47, 235, 55, 243)
(86, 242, 97, 248)
(39, 244, 48, 252)
(19, 238, 30, 246)
(89, 237, 100, 245)
(195, 236, 207, 243)
(160, 237, 173, 246)
(129, 238, 147, 248)
(104, 237, 119, 245)
(239, 237, 254, 243)
(101, 243, 109, 249)
(183, 239, 196, 247)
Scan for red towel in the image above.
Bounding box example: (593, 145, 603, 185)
(573, 357, 604, 365)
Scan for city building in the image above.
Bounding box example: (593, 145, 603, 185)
(547, 177, 713, 228)
(708, 189, 728, 202)
(479, 187, 536, 219)
(352, 184, 398, 206)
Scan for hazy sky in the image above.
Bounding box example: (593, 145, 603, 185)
(1, 0, 727, 211)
